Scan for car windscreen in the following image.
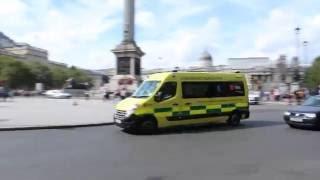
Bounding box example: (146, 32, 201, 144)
(132, 81, 160, 98)
(302, 96, 320, 107)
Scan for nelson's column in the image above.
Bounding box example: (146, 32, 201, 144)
(111, 0, 145, 91)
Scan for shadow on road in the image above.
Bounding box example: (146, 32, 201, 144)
(129, 120, 285, 135)
(0, 119, 10, 122)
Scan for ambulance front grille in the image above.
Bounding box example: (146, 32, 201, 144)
(114, 110, 127, 121)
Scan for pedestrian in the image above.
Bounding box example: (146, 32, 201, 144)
(120, 88, 127, 100)
(304, 88, 310, 99)
(288, 87, 293, 105)
(259, 88, 264, 101)
(0, 86, 8, 102)
(84, 92, 90, 100)
(274, 88, 280, 101)
(270, 89, 274, 101)
(104, 91, 110, 100)
(295, 89, 305, 105)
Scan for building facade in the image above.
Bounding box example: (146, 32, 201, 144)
(0, 31, 49, 63)
(3, 43, 48, 63)
(101, 51, 308, 94)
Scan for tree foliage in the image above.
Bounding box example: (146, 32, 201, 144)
(0, 55, 92, 89)
(304, 57, 320, 89)
(0, 57, 35, 89)
(68, 66, 92, 83)
(27, 62, 53, 87)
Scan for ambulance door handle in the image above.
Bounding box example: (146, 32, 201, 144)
(172, 103, 179, 106)
(185, 102, 191, 106)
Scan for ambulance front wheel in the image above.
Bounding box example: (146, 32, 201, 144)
(138, 118, 158, 134)
(227, 113, 241, 127)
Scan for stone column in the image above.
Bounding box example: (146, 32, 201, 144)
(111, 0, 144, 92)
(124, 0, 135, 42)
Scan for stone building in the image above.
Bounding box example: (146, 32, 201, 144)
(0, 32, 49, 63)
(99, 51, 308, 94)
(199, 51, 213, 67)
(2, 43, 48, 63)
(225, 55, 307, 93)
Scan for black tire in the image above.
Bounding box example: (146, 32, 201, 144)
(288, 124, 297, 129)
(138, 119, 158, 134)
(227, 113, 241, 127)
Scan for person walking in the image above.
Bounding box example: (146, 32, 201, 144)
(295, 89, 305, 105)
(104, 90, 110, 100)
(120, 88, 127, 100)
(274, 88, 280, 101)
(0, 86, 8, 102)
(288, 87, 293, 105)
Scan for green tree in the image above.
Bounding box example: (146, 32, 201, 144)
(305, 57, 320, 89)
(0, 56, 35, 89)
(27, 62, 53, 88)
(50, 67, 69, 88)
(0, 55, 93, 89)
(67, 66, 92, 83)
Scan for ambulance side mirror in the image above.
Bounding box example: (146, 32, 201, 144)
(154, 92, 162, 102)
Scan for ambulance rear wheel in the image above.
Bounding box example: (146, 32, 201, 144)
(227, 113, 241, 127)
(138, 119, 158, 134)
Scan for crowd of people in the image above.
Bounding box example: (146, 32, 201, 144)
(103, 88, 131, 100)
(269, 85, 320, 105)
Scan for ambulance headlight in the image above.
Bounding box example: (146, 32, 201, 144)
(125, 104, 139, 117)
(284, 111, 291, 116)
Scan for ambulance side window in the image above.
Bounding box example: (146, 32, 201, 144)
(155, 82, 177, 102)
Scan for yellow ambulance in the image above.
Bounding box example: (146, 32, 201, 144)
(114, 72, 249, 133)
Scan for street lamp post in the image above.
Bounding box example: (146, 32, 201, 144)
(303, 41, 309, 65)
(295, 27, 301, 60)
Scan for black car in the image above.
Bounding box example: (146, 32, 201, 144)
(284, 95, 320, 129)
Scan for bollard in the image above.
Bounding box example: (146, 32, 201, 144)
(72, 101, 78, 106)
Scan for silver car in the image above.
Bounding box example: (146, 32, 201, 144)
(249, 91, 261, 105)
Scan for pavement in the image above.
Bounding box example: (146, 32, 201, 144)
(0, 97, 117, 130)
(0, 97, 291, 131)
(1, 105, 319, 180)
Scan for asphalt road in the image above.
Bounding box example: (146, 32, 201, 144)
(0, 104, 319, 180)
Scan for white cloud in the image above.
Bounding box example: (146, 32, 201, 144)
(136, 11, 156, 28)
(227, 7, 320, 65)
(2, 0, 320, 70)
(0, 0, 26, 15)
(140, 17, 221, 69)
(0, 0, 30, 29)
(227, 0, 267, 11)
(0, 0, 123, 69)
(160, 0, 209, 24)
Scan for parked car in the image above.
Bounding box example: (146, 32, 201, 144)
(44, 90, 72, 99)
(0, 87, 10, 99)
(249, 91, 261, 105)
(284, 95, 320, 129)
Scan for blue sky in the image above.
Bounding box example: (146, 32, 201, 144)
(1, 0, 320, 69)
